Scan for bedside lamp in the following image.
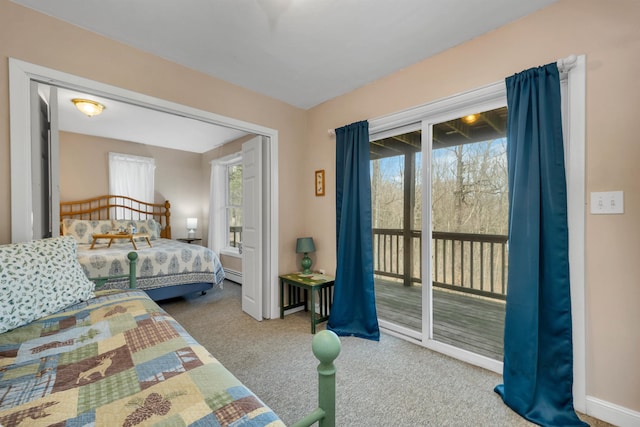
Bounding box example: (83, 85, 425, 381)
(186, 218, 198, 238)
(296, 237, 316, 274)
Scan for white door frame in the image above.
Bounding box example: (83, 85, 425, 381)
(9, 58, 281, 319)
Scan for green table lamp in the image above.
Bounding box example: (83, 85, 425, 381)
(296, 237, 316, 274)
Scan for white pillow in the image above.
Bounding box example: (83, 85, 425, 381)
(112, 219, 161, 240)
(0, 236, 95, 334)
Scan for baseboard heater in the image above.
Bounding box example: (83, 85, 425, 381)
(224, 268, 242, 285)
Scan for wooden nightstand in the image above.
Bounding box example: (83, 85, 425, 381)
(176, 237, 202, 244)
(279, 273, 335, 334)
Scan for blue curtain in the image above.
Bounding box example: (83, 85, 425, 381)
(494, 63, 587, 426)
(327, 120, 380, 341)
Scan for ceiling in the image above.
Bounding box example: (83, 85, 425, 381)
(371, 107, 508, 161)
(55, 87, 249, 153)
(16, 0, 556, 152)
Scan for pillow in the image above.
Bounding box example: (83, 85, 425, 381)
(112, 219, 161, 240)
(0, 236, 95, 334)
(62, 219, 114, 244)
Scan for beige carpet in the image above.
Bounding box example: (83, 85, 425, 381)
(160, 281, 610, 427)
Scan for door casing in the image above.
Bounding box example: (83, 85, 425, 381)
(9, 58, 281, 319)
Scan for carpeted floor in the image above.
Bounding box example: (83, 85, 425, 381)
(160, 281, 610, 426)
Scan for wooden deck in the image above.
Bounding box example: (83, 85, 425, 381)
(375, 278, 505, 361)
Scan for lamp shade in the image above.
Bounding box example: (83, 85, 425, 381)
(186, 218, 198, 230)
(296, 237, 315, 254)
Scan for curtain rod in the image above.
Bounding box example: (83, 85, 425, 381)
(328, 53, 579, 136)
(557, 54, 577, 73)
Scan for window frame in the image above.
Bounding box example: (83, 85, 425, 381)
(222, 156, 243, 256)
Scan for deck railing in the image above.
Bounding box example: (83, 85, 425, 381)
(373, 229, 508, 300)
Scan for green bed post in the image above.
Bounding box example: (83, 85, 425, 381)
(291, 330, 341, 427)
(314, 330, 340, 427)
(128, 251, 138, 289)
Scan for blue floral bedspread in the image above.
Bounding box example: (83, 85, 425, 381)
(77, 238, 225, 292)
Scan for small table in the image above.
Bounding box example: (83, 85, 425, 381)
(279, 273, 335, 334)
(176, 237, 202, 244)
(90, 233, 152, 250)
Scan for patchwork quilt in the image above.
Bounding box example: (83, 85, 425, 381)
(0, 290, 284, 427)
(76, 239, 226, 292)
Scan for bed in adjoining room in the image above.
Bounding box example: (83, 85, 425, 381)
(60, 195, 225, 301)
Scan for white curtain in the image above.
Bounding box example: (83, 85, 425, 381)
(208, 160, 227, 253)
(109, 153, 155, 219)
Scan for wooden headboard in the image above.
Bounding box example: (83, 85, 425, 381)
(60, 195, 172, 239)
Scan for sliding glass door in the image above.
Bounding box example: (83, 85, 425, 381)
(370, 129, 422, 336)
(370, 106, 508, 363)
(430, 107, 508, 361)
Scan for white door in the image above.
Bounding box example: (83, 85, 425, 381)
(30, 81, 46, 239)
(30, 83, 60, 239)
(241, 137, 263, 320)
(49, 86, 60, 237)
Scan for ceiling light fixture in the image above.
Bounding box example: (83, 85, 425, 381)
(71, 98, 105, 117)
(461, 114, 478, 124)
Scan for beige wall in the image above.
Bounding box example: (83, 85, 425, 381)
(1, 0, 639, 417)
(60, 131, 205, 238)
(201, 135, 250, 164)
(306, 0, 640, 414)
(0, 0, 308, 274)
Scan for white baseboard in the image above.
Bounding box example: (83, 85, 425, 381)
(586, 396, 640, 427)
(283, 306, 305, 315)
(224, 268, 242, 285)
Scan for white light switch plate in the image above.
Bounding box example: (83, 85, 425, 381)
(590, 191, 624, 214)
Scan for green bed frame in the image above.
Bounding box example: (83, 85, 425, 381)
(89, 251, 139, 290)
(292, 330, 341, 427)
(90, 252, 340, 427)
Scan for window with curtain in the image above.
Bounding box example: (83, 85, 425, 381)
(226, 160, 243, 252)
(209, 153, 242, 255)
(108, 152, 155, 219)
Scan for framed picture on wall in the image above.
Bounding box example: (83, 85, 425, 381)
(315, 170, 325, 196)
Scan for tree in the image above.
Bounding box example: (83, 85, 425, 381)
(432, 138, 508, 235)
